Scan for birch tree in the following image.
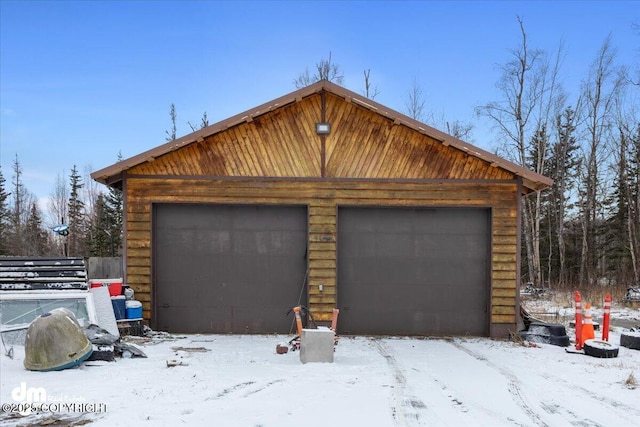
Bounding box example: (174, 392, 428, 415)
(476, 17, 563, 287)
(47, 172, 68, 255)
(547, 107, 580, 285)
(578, 35, 624, 286)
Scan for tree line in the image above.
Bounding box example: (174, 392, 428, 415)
(475, 19, 639, 292)
(292, 32, 638, 293)
(1, 19, 638, 294)
(0, 155, 123, 258)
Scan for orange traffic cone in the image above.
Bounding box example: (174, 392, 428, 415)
(581, 302, 595, 344)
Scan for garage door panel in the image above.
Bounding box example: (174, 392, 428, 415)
(338, 233, 375, 258)
(202, 231, 231, 253)
(154, 204, 307, 334)
(159, 304, 292, 334)
(338, 207, 489, 336)
(158, 306, 233, 334)
(377, 233, 413, 257)
(268, 260, 302, 284)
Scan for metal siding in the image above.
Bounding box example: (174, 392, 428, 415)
(154, 204, 307, 333)
(338, 207, 490, 336)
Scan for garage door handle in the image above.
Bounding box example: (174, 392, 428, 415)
(161, 303, 170, 308)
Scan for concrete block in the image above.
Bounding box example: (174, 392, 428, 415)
(300, 327, 334, 364)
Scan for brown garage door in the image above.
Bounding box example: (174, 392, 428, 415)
(153, 204, 307, 334)
(338, 207, 490, 336)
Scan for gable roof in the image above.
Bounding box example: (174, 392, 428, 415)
(91, 80, 552, 193)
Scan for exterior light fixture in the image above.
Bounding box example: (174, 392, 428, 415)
(316, 123, 331, 134)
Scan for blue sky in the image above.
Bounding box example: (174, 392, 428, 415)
(1, 0, 638, 208)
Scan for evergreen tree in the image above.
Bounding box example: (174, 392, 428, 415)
(165, 103, 177, 141)
(8, 154, 33, 255)
(83, 153, 124, 257)
(610, 128, 631, 282)
(630, 124, 640, 285)
(89, 194, 112, 256)
(606, 122, 640, 286)
(25, 201, 49, 255)
(67, 165, 86, 256)
(0, 166, 10, 255)
(522, 124, 550, 286)
(543, 107, 580, 286)
(104, 152, 124, 255)
(104, 185, 123, 255)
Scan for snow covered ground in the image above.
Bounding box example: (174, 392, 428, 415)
(1, 301, 639, 427)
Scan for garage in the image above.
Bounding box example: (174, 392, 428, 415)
(337, 207, 490, 336)
(92, 81, 553, 338)
(153, 204, 308, 334)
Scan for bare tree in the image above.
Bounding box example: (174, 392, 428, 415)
(188, 111, 209, 132)
(294, 52, 344, 88)
(548, 106, 580, 286)
(578, 35, 624, 286)
(445, 120, 474, 141)
(628, 22, 640, 86)
(47, 172, 68, 225)
(294, 68, 314, 88)
(362, 69, 380, 100)
(47, 172, 70, 256)
(476, 17, 564, 287)
(404, 77, 427, 122)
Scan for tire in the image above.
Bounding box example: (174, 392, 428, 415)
(620, 332, 640, 350)
(546, 324, 567, 337)
(549, 335, 570, 347)
(583, 339, 619, 358)
(520, 332, 548, 344)
(528, 322, 567, 337)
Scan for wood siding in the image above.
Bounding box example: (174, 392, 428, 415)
(126, 178, 519, 334)
(121, 89, 524, 337)
(324, 94, 512, 180)
(128, 93, 514, 182)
